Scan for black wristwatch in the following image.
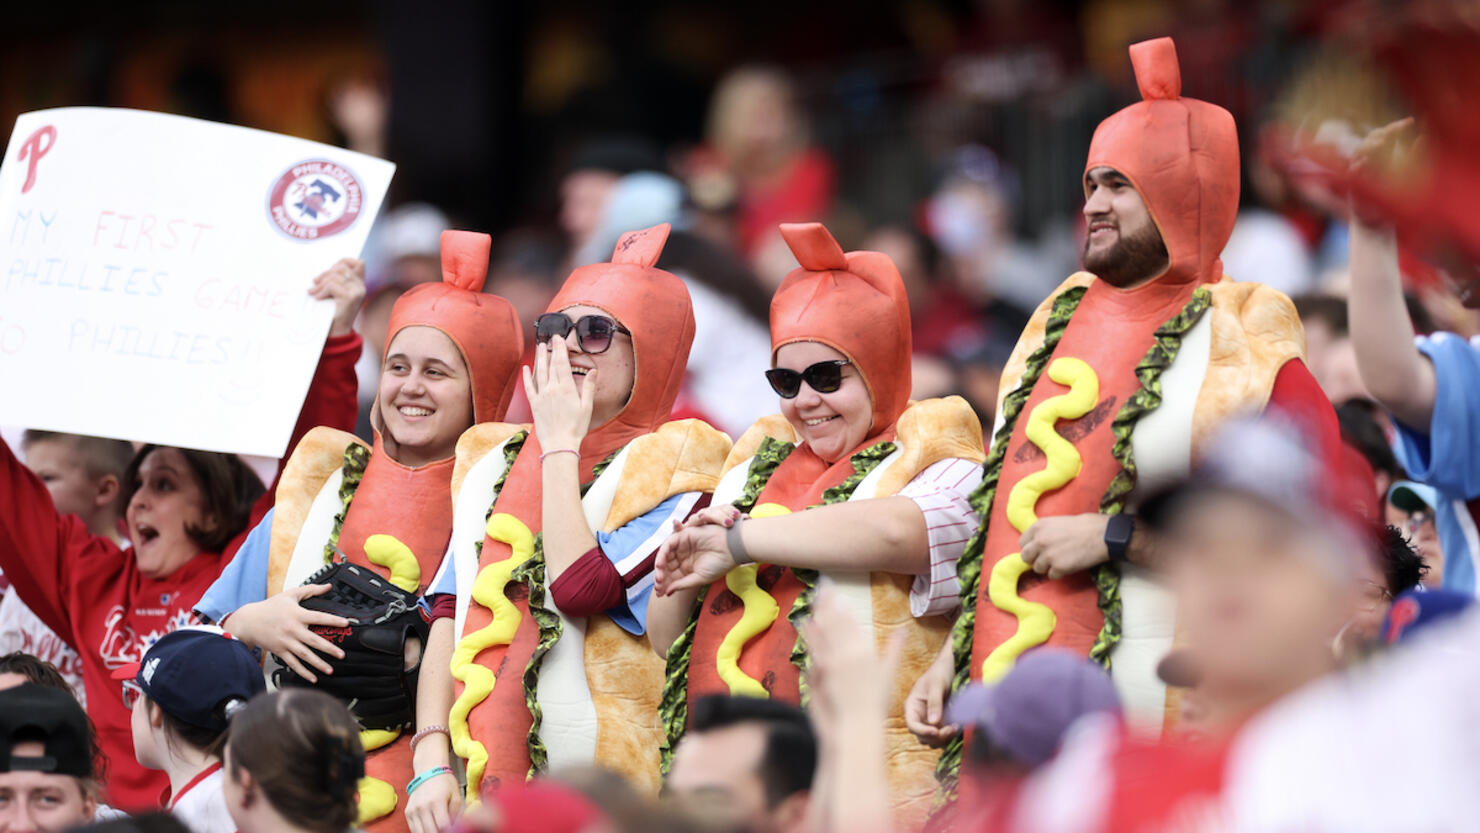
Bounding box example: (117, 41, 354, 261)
(1104, 513, 1134, 565)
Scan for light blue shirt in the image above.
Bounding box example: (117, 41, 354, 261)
(424, 492, 698, 636)
(1391, 332, 1480, 595)
(195, 509, 274, 623)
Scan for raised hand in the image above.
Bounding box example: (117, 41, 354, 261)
(308, 257, 367, 338)
(523, 340, 597, 452)
(222, 583, 350, 683)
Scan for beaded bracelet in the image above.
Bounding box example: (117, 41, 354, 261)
(406, 766, 454, 796)
(539, 448, 579, 462)
(408, 725, 448, 754)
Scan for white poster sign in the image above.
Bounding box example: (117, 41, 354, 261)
(0, 107, 394, 457)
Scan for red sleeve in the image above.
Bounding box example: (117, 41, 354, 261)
(239, 332, 363, 545)
(547, 493, 713, 617)
(548, 548, 624, 618)
(0, 436, 118, 648)
(1267, 358, 1344, 477)
(426, 593, 457, 623)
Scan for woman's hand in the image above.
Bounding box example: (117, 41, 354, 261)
(676, 503, 743, 531)
(405, 769, 461, 833)
(904, 641, 960, 746)
(222, 584, 349, 683)
(309, 258, 367, 338)
(523, 340, 597, 452)
(654, 524, 739, 596)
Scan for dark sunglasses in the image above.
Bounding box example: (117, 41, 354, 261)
(765, 360, 851, 398)
(534, 313, 631, 355)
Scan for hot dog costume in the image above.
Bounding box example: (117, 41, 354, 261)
(661, 223, 986, 827)
(939, 37, 1341, 788)
(438, 223, 731, 799)
(197, 231, 524, 831)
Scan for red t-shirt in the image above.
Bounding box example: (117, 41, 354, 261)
(0, 333, 359, 810)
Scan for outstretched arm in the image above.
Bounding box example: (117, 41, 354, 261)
(654, 497, 931, 598)
(0, 436, 108, 648)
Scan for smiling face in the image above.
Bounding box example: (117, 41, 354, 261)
(774, 341, 873, 464)
(125, 448, 209, 580)
(556, 304, 636, 429)
(1082, 166, 1169, 288)
(377, 325, 475, 468)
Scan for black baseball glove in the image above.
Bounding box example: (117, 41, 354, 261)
(272, 561, 429, 731)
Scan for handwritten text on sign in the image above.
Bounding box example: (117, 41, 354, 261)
(0, 108, 394, 456)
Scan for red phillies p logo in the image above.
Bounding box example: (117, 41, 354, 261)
(18, 125, 57, 194)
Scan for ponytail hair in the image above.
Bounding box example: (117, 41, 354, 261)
(226, 690, 363, 833)
(151, 695, 244, 761)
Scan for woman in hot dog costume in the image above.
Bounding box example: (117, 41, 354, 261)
(416, 223, 730, 810)
(925, 38, 1343, 790)
(649, 222, 986, 827)
(196, 230, 524, 833)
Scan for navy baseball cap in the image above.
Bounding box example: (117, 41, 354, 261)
(0, 683, 93, 777)
(1382, 589, 1474, 645)
(111, 626, 265, 732)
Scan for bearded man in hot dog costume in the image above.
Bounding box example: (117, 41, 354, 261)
(909, 37, 1343, 790)
(414, 223, 730, 809)
(648, 222, 986, 827)
(196, 231, 524, 832)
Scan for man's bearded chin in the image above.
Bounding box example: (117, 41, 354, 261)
(1083, 224, 1170, 288)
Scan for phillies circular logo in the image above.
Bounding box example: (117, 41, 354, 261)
(266, 159, 365, 241)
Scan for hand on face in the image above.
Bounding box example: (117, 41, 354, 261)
(523, 338, 598, 453)
(537, 304, 636, 432)
(126, 448, 209, 580)
(774, 341, 873, 463)
(378, 326, 475, 468)
(308, 257, 367, 338)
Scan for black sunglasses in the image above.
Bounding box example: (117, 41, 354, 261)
(765, 360, 851, 398)
(534, 312, 631, 355)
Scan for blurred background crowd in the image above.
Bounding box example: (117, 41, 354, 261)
(10, 0, 1468, 441)
(3, 2, 1479, 832)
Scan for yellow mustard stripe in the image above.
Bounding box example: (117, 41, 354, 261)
(982, 357, 1099, 681)
(363, 533, 422, 593)
(715, 502, 791, 697)
(354, 729, 401, 824)
(448, 513, 534, 807)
